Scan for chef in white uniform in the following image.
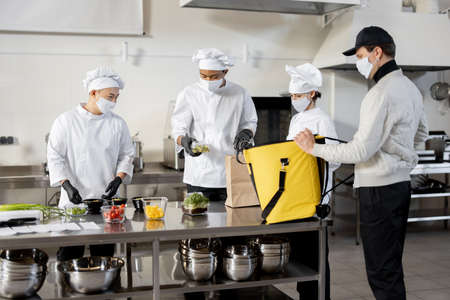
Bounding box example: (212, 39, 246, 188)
(47, 66, 135, 261)
(172, 48, 258, 202)
(285, 63, 339, 300)
(286, 63, 340, 204)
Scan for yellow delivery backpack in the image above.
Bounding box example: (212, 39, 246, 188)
(242, 138, 328, 224)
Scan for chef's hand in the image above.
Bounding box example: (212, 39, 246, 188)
(234, 129, 253, 152)
(294, 128, 315, 154)
(62, 180, 83, 204)
(181, 135, 201, 157)
(102, 176, 122, 199)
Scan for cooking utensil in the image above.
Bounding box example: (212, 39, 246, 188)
(0, 249, 48, 298)
(180, 238, 221, 252)
(248, 236, 290, 274)
(0, 249, 48, 266)
(0, 271, 46, 298)
(260, 253, 289, 274)
(58, 256, 124, 294)
(181, 256, 217, 281)
(105, 197, 128, 206)
(82, 199, 104, 215)
(223, 256, 257, 281)
(0, 218, 37, 228)
(224, 244, 258, 259)
(131, 197, 144, 211)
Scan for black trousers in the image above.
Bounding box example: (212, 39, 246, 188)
(57, 244, 115, 261)
(187, 184, 227, 202)
(291, 228, 330, 300)
(359, 181, 411, 300)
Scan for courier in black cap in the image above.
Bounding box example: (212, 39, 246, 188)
(295, 24, 428, 300)
(343, 26, 399, 82)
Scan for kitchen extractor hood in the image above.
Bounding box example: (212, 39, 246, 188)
(180, 0, 361, 15)
(313, 0, 450, 71)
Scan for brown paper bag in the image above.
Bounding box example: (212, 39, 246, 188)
(225, 155, 260, 208)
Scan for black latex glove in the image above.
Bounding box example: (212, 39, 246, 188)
(102, 176, 123, 200)
(316, 204, 331, 219)
(233, 129, 253, 152)
(181, 135, 201, 157)
(62, 180, 82, 204)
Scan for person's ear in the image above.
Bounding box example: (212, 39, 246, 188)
(310, 91, 316, 99)
(375, 46, 383, 61)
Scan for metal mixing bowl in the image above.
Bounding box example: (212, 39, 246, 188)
(0, 272, 46, 298)
(178, 247, 218, 259)
(181, 256, 217, 281)
(0, 249, 48, 299)
(224, 244, 259, 259)
(260, 253, 290, 274)
(0, 249, 48, 266)
(223, 256, 257, 281)
(58, 256, 124, 294)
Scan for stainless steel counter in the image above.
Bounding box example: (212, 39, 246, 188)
(0, 162, 183, 189)
(0, 202, 325, 249)
(0, 202, 328, 300)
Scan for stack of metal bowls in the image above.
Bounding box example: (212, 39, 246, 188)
(178, 238, 220, 281)
(223, 244, 259, 281)
(57, 256, 124, 294)
(0, 249, 48, 299)
(251, 236, 290, 274)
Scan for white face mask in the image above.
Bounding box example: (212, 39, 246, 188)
(291, 97, 311, 112)
(356, 51, 379, 79)
(96, 97, 116, 114)
(199, 78, 223, 93)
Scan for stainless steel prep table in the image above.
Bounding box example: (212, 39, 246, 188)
(335, 162, 450, 245)
(0, 202, 328, 300)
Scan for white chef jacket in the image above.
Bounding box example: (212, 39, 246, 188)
(172, 80, 258, 188)
(47, 104, 135, 208)
(287, 107, 340, 204)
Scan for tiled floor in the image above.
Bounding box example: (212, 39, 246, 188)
(275, 223, 450, 300)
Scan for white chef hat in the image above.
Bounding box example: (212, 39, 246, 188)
(192, 48, 234, 70)
(286, 63, 322, 94)
(83, 66, 125, 94)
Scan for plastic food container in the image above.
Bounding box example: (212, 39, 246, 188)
(191, 142, 210, 154)
(182, 192, 209, 216)
(65, 206, 88, 217)
(144, 197, 168, 220)
(101, 205, 125, 223)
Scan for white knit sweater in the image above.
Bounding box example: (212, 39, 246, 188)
(311, 70, 428, 188)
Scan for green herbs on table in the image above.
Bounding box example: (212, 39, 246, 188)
(0, 203, 67, 219)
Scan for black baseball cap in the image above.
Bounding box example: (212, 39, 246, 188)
(343, 26, 395, 56)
